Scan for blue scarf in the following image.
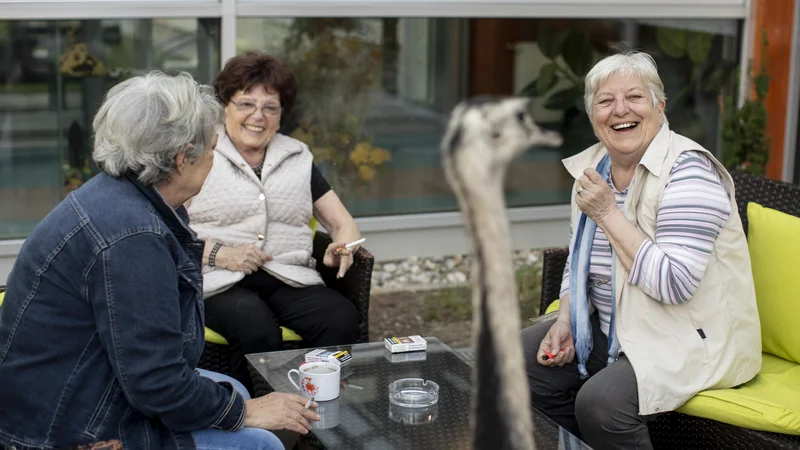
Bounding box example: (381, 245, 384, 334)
(568, 154, 622, 379)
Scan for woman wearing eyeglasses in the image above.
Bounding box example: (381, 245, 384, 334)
(186, 53, 361, 395)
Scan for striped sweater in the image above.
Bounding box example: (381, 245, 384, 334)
(560, 151, 732, 335)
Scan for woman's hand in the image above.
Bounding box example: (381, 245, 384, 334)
(323, 242, 355, 279)
(215, 245, 272, 274)
(244, 392, 320, 434)
(537, 320, 575, 367)
(576, 168, 618, 224)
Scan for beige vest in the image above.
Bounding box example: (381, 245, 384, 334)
(187, 129, 322, 298)
(562, 125, 762, 415)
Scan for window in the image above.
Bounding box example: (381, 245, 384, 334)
(236, 17, 741, 218)
(0, 18, 220, 239)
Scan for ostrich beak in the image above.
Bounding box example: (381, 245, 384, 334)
(532, 128, 563, 148)
(521, 97, 564, 149)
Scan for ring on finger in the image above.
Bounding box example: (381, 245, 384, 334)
(576, 187, 585, 196)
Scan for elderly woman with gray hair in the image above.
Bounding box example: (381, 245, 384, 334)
(521, 52, 761, 449)
(0, 72, 318, 450)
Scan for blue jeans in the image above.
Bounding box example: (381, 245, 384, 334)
(191, 369, 284, 450)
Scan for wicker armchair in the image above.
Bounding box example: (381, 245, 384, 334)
(197, 231, 373, 375)
(538, 171, 800, 449)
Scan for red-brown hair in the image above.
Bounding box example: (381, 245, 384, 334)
(213, 52, 297, 123)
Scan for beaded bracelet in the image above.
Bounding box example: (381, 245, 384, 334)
(208, 242, 223, 267)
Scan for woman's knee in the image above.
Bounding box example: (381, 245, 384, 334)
(231, 321, 282, 352)
(521, 319, 556, 365)
(319, 293, 360, 342)
(574, 382, 606, 429)
(192, 427, 283, 450)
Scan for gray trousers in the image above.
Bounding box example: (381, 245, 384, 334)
(522, 315, 654, 450)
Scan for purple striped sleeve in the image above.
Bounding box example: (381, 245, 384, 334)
(626, 151, 731, 304)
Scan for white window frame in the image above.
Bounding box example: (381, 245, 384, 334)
(0, 0, 761, 266)
(0, 0, 752, 77)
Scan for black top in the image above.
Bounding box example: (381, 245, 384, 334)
(311, 163, 332, 202)
(251, 162, 331, 203)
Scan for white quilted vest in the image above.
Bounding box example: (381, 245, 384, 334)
(187, 128, 323, 298)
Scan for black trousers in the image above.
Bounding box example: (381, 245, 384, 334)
(204, 270, 360, 395)
(521, 314, 654, 450)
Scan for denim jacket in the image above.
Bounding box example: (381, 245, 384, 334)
(0, 173, 246, 450)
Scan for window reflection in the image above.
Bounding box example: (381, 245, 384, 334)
(0, 19, 220, 239)
(238, 17, 740, 218)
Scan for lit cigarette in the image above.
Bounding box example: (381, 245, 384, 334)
(304, 396, 315, 409)
(337, 238, 366, 253)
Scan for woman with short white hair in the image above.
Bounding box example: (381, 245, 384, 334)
(0, 71, 317, 450)
(521, 52, 761, 449)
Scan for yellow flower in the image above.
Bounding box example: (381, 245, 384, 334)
(349, 142, 371, 165)
(369, 147, 392, 165)
(358, 165, 375, 182)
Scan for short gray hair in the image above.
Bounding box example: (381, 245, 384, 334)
(584, 51, 668, 124)
(93, 71, 222, 185)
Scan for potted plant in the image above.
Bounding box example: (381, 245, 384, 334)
(720, 32, 770, 176)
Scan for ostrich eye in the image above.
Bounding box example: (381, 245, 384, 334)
(492, 131, 501, 139)
(516, 111, 527, 124)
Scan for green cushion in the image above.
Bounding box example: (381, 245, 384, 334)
(309, 217, 318, 238)
(545, 299, 560, 315)
(0, 290, 4, 307)
(204, 326, 303, 345)
(677, 353, 800, 435)
(747, 202, 800, 364)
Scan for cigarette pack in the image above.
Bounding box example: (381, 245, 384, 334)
(385, 350, 428, 363)
(304, 349, 353, 367)
(384, 335, 427, 353)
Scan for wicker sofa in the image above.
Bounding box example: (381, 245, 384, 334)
(539, 171, 800, 449)
(197, 231, 374, 375)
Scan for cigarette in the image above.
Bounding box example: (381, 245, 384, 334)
(304, 396, 315, 409)
(337, 238, 366, 252)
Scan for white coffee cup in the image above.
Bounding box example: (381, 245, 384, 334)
(288, 361, 341, 401)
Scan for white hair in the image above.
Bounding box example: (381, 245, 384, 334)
(92, 71, 222, 185)
(584, 51, 668, 124)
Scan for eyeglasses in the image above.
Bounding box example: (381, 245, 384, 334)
(231, 100, 282, 117)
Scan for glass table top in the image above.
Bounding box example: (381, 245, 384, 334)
(246, 338, 590, 450)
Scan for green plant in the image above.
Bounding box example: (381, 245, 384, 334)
(281, 19, 391, 196)
(520, 24, 737, 149)
(721, 32, 770, 176)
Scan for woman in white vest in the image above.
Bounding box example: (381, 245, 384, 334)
(521, 52, 761, 449)
(186, 53, 361, 395)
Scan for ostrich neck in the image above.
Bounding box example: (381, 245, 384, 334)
(462, 177, 535, 449)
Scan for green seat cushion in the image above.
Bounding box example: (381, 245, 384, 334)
(747, 202, 800, 364)
(309, 217, 318, 237)
(545, 299, 560, 315)
(204, 326, 303, 345)
(0, 290, 4, 307)
(677, 353, 800, 435)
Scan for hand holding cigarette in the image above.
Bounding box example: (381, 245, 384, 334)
(337, 238, 365, 253)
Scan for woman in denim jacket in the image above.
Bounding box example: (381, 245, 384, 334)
(0, 72, 318, 450)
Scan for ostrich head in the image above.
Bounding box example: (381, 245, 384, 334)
(442, 96, 563, 186)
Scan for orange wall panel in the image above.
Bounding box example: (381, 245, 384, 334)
(752, 0, 795, 180)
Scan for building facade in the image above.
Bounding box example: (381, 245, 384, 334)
(0, 0, 798, 283)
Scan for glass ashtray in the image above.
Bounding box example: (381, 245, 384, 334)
(388, 378, 439, 408)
